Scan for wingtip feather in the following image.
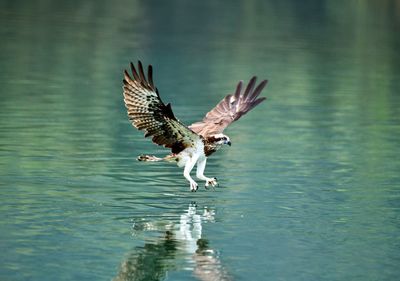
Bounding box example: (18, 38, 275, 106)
(233, 81, 243, 100)
(130, 62, 140, 81)
(251, 97, 267, 108)
(148, 64, 154, 88)
(138, 61, 146, 82)
(243, 76, 257, 100)
(246, 79, 268, 101)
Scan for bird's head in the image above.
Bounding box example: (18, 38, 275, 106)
(209, 133, 231, 147)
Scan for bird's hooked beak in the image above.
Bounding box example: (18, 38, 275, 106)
(225, 140, 231, 146)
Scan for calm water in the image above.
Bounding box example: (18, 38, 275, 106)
(1, 1, 400, 280)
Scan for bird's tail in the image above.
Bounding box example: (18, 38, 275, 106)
(137, 155, 163, 162)
(137, 154, 178, 162)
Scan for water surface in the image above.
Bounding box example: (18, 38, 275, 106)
(1, 1, 400, 280)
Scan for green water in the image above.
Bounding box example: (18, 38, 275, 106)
(1, 1, 400, 280)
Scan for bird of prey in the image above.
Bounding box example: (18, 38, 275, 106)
(123, 61, 268, 191)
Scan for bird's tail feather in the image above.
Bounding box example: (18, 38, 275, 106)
(137, 154, 178, 162)
(137, 155, 163, 162)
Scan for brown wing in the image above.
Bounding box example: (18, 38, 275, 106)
(123, 61, 200, 154)
(189, 76, 268, 137)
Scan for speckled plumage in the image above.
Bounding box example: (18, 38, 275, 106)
(123, 61, 199, 154)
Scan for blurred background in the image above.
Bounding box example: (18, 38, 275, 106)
(0, 0, 399, 280)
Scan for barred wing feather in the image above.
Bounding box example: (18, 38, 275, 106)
(123, 61, 200, 154)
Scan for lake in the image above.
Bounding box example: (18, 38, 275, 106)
(1, 0, 399, 280)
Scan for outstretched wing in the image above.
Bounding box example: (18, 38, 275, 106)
(123, 61, 200, 154)
(189, 77, 268, 137)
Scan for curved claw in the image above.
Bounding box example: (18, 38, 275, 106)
(205, 177, 218, 189)
(190, 181, 199, 192)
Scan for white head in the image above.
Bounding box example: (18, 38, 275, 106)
(209, 133, 231, 147)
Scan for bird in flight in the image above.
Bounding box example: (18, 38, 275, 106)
(123, 61, 268, 191)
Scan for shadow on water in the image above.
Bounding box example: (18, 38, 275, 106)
(112, 203, 231, 281)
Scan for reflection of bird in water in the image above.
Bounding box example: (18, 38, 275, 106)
(123, 61, 268, 191)
(194, 239, 231, 281)
(113, 231, 177, 281)
(113, 203, 232, 281)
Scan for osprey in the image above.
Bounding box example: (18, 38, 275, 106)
(123, 61, 268, 191)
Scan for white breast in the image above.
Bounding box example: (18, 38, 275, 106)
(176, 139, 205, 168)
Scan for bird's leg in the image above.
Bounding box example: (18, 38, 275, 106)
(196, 157, 218, 189)
(184, 156, 199, 192)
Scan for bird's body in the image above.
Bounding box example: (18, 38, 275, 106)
(123, 61, 268, 191)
